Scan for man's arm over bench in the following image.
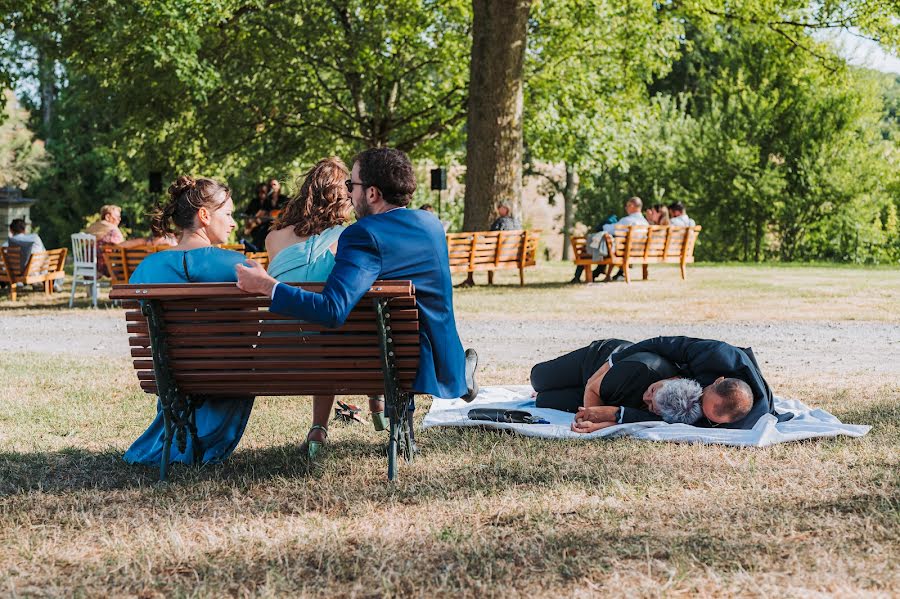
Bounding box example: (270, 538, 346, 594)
(271, 225, 382, 327)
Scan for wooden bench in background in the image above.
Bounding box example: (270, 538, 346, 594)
(446, 229, 541, 286)
(104, 245, 270, 285)
(109, 281, 420, 482)
(570, 224, 702, 283)
(0, 246, 68, 301)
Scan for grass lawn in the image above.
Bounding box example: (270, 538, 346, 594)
(1, 262, 898, 597)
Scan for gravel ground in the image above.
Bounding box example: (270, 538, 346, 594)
(2, 311, 898, 377)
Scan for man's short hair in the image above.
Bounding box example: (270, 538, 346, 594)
(668, 201, 685, 213)
(353, 148, 417, 207)
(100, 205, 121, 219)
(626, 196, 642, 209)
(655, 379, 703, 424)
(711, 378, 753, 422)
(9, 218, 26, 234)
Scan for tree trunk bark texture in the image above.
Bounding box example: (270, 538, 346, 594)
(462, 0, 531, 232)
(561, 162, 577, 260)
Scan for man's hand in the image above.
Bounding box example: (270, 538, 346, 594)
(235, 259, 277, 296)
(571, 420, 616, 434)
(575, 405, 619, 424)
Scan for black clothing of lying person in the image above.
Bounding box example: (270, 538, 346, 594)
(530, 336, 790, 431)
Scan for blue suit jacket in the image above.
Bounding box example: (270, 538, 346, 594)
(270, 208, 466, 398)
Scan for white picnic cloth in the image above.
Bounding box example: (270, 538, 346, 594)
(421, 385, 871, 447)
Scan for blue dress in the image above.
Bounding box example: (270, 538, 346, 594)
(123, 247, 253, 466)
(266, 225, 345, 282)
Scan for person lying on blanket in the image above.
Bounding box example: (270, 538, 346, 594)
(532, 336, 786, 432)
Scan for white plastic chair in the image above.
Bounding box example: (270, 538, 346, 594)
(70, 233, 98, 308)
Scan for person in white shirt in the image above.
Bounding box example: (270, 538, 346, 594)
(599, 197, 649, 281)
(668, 201, 696, 226)
(4, 218, 46, 254)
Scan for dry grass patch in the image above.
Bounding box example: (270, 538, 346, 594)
(1, 350, 898, 596)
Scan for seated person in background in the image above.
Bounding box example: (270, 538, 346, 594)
(85, 204, 147, 276)
(576, 336, 783, 430)
(3, 218, 46, 271)
(531, 338, 704, 426)
(668, 201, 696, 226)
(600, 196, 649, 281)
(242, 182, 274, 251)
(645, 204, 670, 225)
(489, 201, 522, 231)
(264, 157, 366, 459)
(123, 175, 252, 467)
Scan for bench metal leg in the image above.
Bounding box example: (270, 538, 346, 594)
(387, 392, 415, 481)
(161, 405, 173, 482)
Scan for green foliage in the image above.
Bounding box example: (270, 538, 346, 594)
(579, 8, 900, 263)
(0, 89, 47, 187)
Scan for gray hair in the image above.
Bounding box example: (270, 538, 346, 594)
(655, 379, 703, 424)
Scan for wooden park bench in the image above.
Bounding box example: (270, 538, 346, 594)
(0, 245, 67, 301)
(109, 281, 419, 482)
(570, 224, 702, 283)
(446, 229, 541, 285)
(104, 245, 162, 286)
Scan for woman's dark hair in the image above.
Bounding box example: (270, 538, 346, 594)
(353, 147, 416, 206)
(273, 157, 351, 237)
(150, 176, 230, 238)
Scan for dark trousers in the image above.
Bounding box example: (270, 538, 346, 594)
(572, 265, 607, 281)
(530, 339, 630, 413)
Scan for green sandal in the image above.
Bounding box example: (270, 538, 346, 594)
(300, 424, 328, 460)
(370, 396, 388, 431)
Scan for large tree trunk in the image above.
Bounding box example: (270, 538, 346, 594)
(462, 0, 531, 231)
(561, 162, 577, 260)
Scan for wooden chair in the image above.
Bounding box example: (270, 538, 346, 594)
(0, 246, 68, 301)
(109, 281, 420, 482)
(70, 233, 99, 308)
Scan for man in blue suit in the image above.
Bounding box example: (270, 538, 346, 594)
(236, 148, 478, 449)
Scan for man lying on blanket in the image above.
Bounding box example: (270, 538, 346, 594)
(531, 336, 789, 433)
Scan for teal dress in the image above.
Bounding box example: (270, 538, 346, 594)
(123, 247, 253, 466)
(266, 225, 345, 282)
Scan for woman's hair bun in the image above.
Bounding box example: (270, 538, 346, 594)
(168, 175, 197, 200)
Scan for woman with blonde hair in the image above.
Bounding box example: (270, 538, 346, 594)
(264, 156, 376, 459)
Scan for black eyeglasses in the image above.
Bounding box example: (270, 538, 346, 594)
(345, 179, 364, 193)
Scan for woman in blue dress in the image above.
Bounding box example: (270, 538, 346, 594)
(263, 156, 379, 459)
(124, 175, 251, 466)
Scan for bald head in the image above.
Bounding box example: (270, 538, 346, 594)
(625, 196, 642, 214)
(701, 378, 753, 424)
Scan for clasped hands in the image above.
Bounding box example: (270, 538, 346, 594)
(570, 361, 618, 434)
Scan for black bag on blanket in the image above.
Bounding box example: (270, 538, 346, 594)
(467, 408, 549, 425)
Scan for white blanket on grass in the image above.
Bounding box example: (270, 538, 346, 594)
(422, 385, 871, 447)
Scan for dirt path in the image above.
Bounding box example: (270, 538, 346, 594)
(2, 311, 897, 377)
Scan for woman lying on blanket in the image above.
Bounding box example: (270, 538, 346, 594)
(531, 337, 757, 433)
(124, 176, 252, 466)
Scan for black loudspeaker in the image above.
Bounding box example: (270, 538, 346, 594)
(149, 171, 163, 194)
(430, 167, 447, 191)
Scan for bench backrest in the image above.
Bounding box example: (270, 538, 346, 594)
(572, 225, 702, 260)
(110, 281, 420, 397)
(104, 245, 165, 285)
(245, 251, 269, 270)
(0, 246, 67, 281)
(446, 230, 541, 270)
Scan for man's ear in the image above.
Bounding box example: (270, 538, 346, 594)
(366, 185, 382, 204)
(714, 376, 725, 385)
